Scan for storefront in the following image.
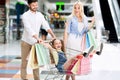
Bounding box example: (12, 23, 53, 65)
(0, 0, 6, 43)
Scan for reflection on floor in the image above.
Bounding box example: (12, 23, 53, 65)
(0, 55, 33, 80)
(0, 40, 120, 80)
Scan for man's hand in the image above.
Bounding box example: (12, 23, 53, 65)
(37, 38, 43, 43)
(33, 34, 43, 43)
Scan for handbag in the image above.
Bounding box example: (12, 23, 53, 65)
(86, 33, 90, 48)
(73, 56, 91, 75)
(66, 58, 78, 74)
(80, 34, 86, 51)
(27, 45, 39, 69)
(35, 44, 50, 66)
(78, 56, 91, 75)
(71, 59, 80, 74)
(87, 30, 97, 49)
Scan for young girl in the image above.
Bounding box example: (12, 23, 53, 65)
(41, 39, 94, 80)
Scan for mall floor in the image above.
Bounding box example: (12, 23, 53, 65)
(0, 32, 120, 80)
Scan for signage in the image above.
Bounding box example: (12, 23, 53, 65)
(56, 2, 64, 11)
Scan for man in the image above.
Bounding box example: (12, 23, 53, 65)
(21, 0, 56, 80)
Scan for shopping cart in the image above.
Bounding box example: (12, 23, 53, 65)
(40, 54, 66, 80)
(39, 41, 93, 80)
(40, 41, 66, 80)
(41, 53, 92, 80)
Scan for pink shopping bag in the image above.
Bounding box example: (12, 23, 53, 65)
(77, 56, 91, 75)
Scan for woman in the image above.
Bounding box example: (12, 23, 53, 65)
(64, 1, 95, 56)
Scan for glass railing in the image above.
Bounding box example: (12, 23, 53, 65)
(108, 0, 120, 39)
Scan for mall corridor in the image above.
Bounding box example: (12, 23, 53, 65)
(0, 36, 120, 80)
(0, 0, 120, 80)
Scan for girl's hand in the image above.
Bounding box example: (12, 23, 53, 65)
(51, 38, 56, 41)
(40, 41, 53, 50)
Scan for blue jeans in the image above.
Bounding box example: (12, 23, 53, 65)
(56, 52, 67, 73)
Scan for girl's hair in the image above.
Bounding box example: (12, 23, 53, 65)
(50, 39, 65, 52)
(27, 0, 38, 4)
(49, 39, 66, 64)
(71, 1, 84, 19)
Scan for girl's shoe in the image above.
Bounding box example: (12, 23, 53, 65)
(96, 43, 103, 55)
(83, 46, 94, 57)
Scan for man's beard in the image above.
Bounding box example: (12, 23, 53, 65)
(30, 8, 37, 12)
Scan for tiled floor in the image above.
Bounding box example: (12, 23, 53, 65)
(0, 40, 120, 80)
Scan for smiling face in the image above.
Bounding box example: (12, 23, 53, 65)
(29, 2, 38, 12)
(52, 39, 62, 50)
(74, 3, 81, 16)
(72, 1, 84, 18)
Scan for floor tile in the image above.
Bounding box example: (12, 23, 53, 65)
(0, 40, 120, 80)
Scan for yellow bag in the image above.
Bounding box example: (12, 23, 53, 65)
(71, 59, 80, 74)
(27, 45, 39, 69)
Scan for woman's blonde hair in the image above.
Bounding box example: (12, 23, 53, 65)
(71, 1, 84, 19)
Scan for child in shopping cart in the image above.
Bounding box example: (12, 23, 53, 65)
(41, 38, 96, 80)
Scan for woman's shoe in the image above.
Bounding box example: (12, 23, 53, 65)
(96, 43, 103, 55)
(83, 45, 94, 57)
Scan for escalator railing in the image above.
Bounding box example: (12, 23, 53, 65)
(108, 0, 120, 40)
(99, 0, 119, 42)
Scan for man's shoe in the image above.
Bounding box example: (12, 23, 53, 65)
(83, 46, 94, 57)
(96, 43, 103, 55)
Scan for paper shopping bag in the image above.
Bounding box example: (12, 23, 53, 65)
(77, 56, 91, 75)
(87, 30, 97, 49)
(35, 44, 50, 66)
(71, 59, 80, 74)
(27, 45, 39, 69)
(81, 34, 86, 51)
(86, 33, 90, 48)
(66, 59, 78, 74)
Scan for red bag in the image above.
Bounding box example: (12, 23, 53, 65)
(66, 59, 78, 74)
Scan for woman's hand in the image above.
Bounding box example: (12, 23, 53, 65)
(88, 16, 95, 30)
